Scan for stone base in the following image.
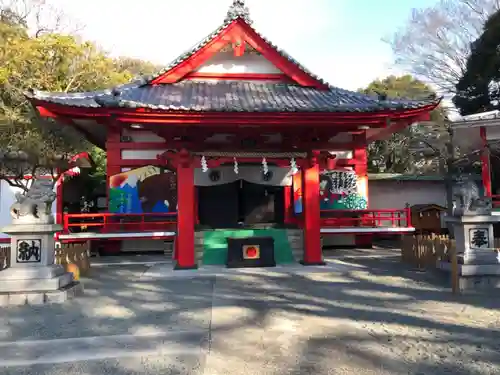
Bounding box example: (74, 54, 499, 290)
(458, 275, 500, 292)
(458, 248, 500, 265)
(437, 261, 500, 276)
(0, 281, 83, 306)
(0, 265, 65, 280)
(437, 261, 500, 292)
(0, 268, 73, 293)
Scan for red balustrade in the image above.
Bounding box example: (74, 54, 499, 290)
(319, 208, 411, 228)
(62, 208, 411, 236)
(63, 213, 177, 234)
(491, 195, 500, 208)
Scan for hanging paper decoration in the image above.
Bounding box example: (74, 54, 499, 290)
(201, 156, 208, 172)
(233, 157, 239, 174)
(262, 157, 269, 174)
(290, 157, 298, 174)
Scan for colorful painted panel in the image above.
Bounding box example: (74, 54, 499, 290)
(108, 166, 177, 214)
(293, 170, 368, 214)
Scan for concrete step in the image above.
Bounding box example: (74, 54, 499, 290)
(286, 229, 304, 262)
(121, 239, 174, 259)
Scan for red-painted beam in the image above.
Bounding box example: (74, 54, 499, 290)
(366, 114, 431, 142)
(33, 101, 440, 122)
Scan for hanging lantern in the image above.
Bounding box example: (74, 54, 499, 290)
(262, 157, 268, 174)
(234, 157, 239, 174)
(201, 155, 208, 172)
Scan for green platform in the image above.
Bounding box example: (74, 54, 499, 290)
(201, 229, 295, 265)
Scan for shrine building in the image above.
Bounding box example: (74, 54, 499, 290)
(24, 1, 440, 268)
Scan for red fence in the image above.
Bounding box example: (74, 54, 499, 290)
(62, 208, 411, 235)
(62, 213, 177, 234)
(319, 208, 411, 228)
(492, 195, 500, 208)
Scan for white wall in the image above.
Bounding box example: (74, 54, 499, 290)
(486, 126, 500, 141)
(0, 180, 57, 239)
(369, 180, 447, 209)
(122, 129, 164, 142)
(121, 149, 167, 160)
(120, 130, 165, 160)
(195, 51, 281, 75)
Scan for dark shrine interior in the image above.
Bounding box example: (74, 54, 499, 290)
(197, 180, 286, 229)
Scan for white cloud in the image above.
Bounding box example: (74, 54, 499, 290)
(45, 0, 395, 90)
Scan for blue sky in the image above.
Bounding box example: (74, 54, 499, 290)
(47, 0, 440, 90)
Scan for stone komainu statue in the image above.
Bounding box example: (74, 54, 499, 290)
(452, 178, 492, 216)
(10, 179, 56, 224)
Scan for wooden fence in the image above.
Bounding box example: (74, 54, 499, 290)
(55, 242, 91, 279)
(0, 242, 91, 279)
(0, 246, 9, 271)
(401, 234, 500, 294)
(401, 234, 500, 269)
(401, 234, 455, 269)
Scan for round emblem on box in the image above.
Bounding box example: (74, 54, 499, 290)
(243, 245, 260, 259)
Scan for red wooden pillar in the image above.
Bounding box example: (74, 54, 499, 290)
(283, 185, 293, 224)
(301, 152, 325, 265)
(480, 126, 492, 196)
(175, 150, 197, 269)
(353, 146, 372, 247)
(56, 172, 64, 226)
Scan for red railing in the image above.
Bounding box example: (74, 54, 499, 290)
(319, 208, 411, 228)
(62, 208, 410, 235)
(62, 213, 177, 234)
(491, 195, 500, 208)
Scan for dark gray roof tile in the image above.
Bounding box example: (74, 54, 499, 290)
(28, 81, 439, 113)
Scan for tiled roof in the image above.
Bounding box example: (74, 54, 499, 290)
(27, 81, 439, 113)
(25, 2, 441, 113)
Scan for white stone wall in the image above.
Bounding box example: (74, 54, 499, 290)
(369, 180, 447, 209)
(486, 126, 500, 141)
(369, 180, 447, 228)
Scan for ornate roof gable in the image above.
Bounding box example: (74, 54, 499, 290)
(146, 0, 329, 88)
(225, 0, 252, 24)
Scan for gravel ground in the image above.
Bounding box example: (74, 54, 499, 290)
(0, 249, 499, 375)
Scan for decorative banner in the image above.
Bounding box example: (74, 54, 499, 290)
(108, 166, 177, 214)
(293, 169, 368, 214)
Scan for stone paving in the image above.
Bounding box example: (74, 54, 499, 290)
(0, 249, 499, 374)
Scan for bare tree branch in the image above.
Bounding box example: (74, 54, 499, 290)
(386, 0, 500, 94)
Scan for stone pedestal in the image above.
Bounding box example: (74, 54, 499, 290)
(445, 215, 500, 265)
(440, 215, 500, 292)
(0, 223, 83, 306)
